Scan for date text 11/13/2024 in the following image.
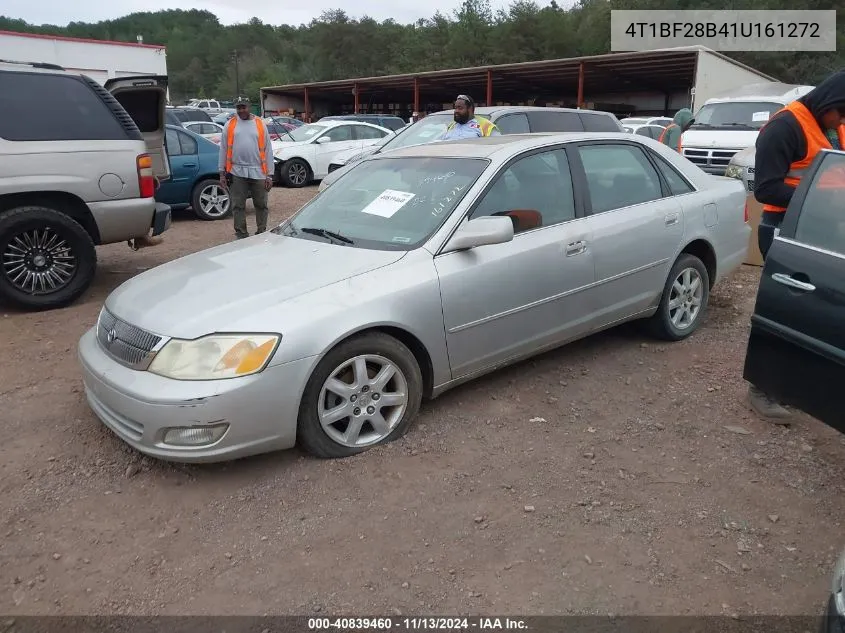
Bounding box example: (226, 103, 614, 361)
(308, 617, 529, 630)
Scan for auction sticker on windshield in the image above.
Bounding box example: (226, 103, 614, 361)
(752, 111, 770, 122)
(361, 190, 416, 218)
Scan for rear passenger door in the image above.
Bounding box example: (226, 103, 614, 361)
(527, 111, 584, 133)
(493, 113, 530, 134)
(571, 141, 689, 326)
(743, 150, 845, 433)
(158, 128, 199, 204)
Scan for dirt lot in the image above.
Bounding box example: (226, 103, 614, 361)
(1, 187, 844, 616)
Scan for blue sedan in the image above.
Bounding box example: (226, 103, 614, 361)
(157, 124, 230, 221)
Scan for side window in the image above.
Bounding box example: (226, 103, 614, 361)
(355, 125, 387, 140)
(0, 73, 127, 142)
(470, 148, 576, 232)
(651, 153, 695, 195)
(528, 111, 584, 132)
(178, 131, 198, 155)
(578, 144, 663, 213)
(165, 129, 182, 156)
(495, 113, 530, 134)
(635, 127, 652, 138)
(792, 153, 845, 256)
(580, 113, 622, 132)
(322, 125, 353, 142)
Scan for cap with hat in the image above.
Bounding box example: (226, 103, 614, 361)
(235, 96, 250, 106)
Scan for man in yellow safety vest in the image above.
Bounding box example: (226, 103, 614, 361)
(439, 94, 500, 140)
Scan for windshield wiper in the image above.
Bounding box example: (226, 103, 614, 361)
(299, 227, 354, 245)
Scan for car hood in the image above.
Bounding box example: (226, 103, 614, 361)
(681, 129, 759, 150)
(105, 234, 406, 339)
(271, 139, 311, 153)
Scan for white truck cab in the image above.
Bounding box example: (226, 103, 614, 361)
(681, 83, 813, 175)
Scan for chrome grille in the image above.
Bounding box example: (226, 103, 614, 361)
(97, 308, 162, 369)
(683, 147, 740, 173)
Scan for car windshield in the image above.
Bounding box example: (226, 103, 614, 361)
(691, 101, 782, 130)
(277, 156, 488, 250)
(282, 123, 327, 142)
(377, 113, 452, 153)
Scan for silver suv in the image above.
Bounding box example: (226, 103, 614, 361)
(0, 60, 171, 310)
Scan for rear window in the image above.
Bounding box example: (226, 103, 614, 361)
(0, 72, 129, 142)
(173, 109, 212, 123)
(528, 111, 584, 133)
(580, 113, 622, 132)
(112, 90, 161, 132)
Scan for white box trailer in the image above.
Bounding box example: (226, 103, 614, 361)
(0, 30, 167, 87)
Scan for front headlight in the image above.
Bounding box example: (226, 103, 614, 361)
(148, 333, 280, 381)
(724, 164, 744, 180)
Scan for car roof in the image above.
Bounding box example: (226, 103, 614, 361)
(311, 119, 391, 131)
(429, 106, 615, 117)
(375, 132, 639, 160)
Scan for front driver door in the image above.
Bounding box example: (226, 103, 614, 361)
(743, 149, 845, 434)
(435, 146, 596, 379)
(313, 125, 358, 178)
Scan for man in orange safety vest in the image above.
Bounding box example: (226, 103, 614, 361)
(218, 96, 274, 239)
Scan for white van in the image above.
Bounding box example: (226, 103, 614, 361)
(681, 82, 813, 175)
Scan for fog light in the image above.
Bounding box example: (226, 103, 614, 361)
(162, 423, 229, 447)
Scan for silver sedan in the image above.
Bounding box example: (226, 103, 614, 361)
(78, 132, 750, 463)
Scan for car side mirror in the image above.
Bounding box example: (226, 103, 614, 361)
(442, 216, 514, 254)
(316, 136, 331, 144)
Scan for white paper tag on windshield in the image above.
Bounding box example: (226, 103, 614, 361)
(752, 111, 770, 122)
(361, 190, 415, 218)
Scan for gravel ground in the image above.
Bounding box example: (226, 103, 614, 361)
(1, 186, 844, 616)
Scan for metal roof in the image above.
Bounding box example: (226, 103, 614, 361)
(262, 46, 777, 101)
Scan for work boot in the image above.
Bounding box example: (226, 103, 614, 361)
(748, 384, 792, 424)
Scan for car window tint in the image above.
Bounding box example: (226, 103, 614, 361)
(178, 130, 197, 155)
(0, 73, 128, 141)
(165, 129, 182, 156)
(793, 153, 845, 256)
(495, 113, 530, 134)
(470, 148, 576, 232)
(635, 127, 652, 138)
(651, 153, 695, 195)
(580, 113, 622, 132)
(528, 111, 584, 133)
(355, 125, 387, 140)
(578, 144, 663, 213)
(323, 126, 353, 142)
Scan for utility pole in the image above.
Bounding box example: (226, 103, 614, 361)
(232, 50, 240, 98)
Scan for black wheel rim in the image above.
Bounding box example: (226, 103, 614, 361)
(2, 227, 77, 295)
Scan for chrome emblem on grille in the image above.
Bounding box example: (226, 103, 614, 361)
(106, 328, 117, 344)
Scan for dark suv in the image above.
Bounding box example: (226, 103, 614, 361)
(320, 106, 625, 190)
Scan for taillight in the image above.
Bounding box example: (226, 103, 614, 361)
(137, 154, 155, 198)
(744, 200, 749, 223)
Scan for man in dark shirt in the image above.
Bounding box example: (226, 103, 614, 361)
(748, 70, 845, 422)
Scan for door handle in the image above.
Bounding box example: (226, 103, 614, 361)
(183, 163, 197, 168)
(565, 240, 586, 256)
(772, 273, 815, 292)
(664, 212, 679, 226)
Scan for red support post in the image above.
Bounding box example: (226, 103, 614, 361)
(353, 83, 359, 114)
(304, 86, 310, 122)
(577, 62, 585, 109)
(486, 69, 493, 106)
(413, 77, 420, 113)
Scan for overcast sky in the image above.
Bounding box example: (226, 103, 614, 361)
(4, 0, 558, 28)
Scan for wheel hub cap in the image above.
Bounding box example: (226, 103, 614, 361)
(668, 267, 703, 330)
(2, 228, 77, 295)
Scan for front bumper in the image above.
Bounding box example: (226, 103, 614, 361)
(77, 327, 317, 463)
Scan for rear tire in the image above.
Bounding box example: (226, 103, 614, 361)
(280, 159, 311, 188)
(297, 332, 423, 458)
(0, 205, 97, 310)
(646, 253, 710, 341)
(191, 179, 231, 221)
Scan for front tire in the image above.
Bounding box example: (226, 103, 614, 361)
(297, 332, 423, 458)
(280, 158, 311, 188)
(0, 205, 96, 310)
(191, 179, 231, 220)
(646, 253, 710, 341)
